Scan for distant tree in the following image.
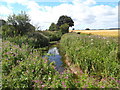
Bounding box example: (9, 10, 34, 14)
(7, 11, 35, 35)
(57, 15, 74, 27)
(72, 28, 75, 30)
(0, 19, 6, 27)
(60, 23, 69, 34)
(85, 28, 90, 30)
(49, 23, 57, 31)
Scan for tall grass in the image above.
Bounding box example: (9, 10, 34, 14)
(2, 33, 120, 88)
(60, 33, 120, 78)
(2, 40, 120, 88)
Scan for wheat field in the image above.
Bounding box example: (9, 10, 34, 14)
(69, 30, 119, 37)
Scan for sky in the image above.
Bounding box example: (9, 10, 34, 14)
(0, 0, 119, 30)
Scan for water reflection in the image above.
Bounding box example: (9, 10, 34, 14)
(46, 47, 64, 72)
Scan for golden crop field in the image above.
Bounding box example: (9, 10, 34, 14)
(69, 30, 119, 37)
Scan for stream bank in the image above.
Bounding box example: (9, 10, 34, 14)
(45, 41, 83, 76)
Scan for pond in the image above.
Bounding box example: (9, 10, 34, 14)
(45, 46, 65, 72)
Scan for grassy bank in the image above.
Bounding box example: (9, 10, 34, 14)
(60, 33, 119, 79)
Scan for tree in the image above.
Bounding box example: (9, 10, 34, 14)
(0, 19, 6, 27)
(60, 23, 69, 34)
(57, 15, 74, 27)
(7, 11, 35, 35)
(49, 23, 57, 31)
(85, 28, 90, 30)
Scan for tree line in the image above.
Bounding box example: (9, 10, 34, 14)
(0, 11, 74, 37)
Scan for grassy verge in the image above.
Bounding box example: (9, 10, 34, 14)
(60, 33, 120, 79)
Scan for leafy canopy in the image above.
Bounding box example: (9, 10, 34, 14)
(7, 11, 35, 35)
(57, 15, 74, 27)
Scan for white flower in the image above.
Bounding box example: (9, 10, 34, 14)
(91, 39, 93, 41)
(48, 77, 51, 80)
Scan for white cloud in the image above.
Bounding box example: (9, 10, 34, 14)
(0, 5, 13, 19)
(0, 0, 118, 29)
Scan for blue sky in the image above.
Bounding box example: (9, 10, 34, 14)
(0, 0, 119, 30)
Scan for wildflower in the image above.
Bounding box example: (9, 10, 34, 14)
(91, 43, 93, 45)
(32, 70, 34, 72)
(40, 81, 43, 84)
(84, 85, 88, 88)
(62, 82, 65, 85)
(65, 76, 68, 79)
(101, 86, 105, 88)
(63, 85, 66, 87)
(91, 39, 93, 41)
(34, 80, 39, 83)
(42, 85, 45, 88)
(103, 37, 106, 39)
(110, 77, 115, 80)
(48, 77, 51, 80)
(116, 80, 120, 84)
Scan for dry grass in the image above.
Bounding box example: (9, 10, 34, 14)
(69, 30, 118, 37)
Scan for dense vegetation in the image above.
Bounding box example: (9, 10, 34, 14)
(1, 11, 120, 88)
(49, 15, 74, 34)
(2, 34, 120, 88)
(60, 33, 120, 79)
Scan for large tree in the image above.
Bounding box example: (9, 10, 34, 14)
(57, 15, 74, 27)
(7, 11, 35, 35)
(60, 23, 69, 34)
(0, 19, 6, 27)
(49, 23, 57, 31)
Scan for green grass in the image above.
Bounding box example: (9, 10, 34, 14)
(2, 34, 120, 88)
(60, 33, 120, 78)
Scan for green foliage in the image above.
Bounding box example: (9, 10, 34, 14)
(0, 19, 6, 27)
(6, 32, 49, 48)
(60, 23, 69, 34)
(57, 15, 74, 27)
(40, 31, 62, 41)
(2, 25, 16, 38)
(2, 40, 120, 88)
(49, 23, 58, 31)
(60, 33, 120, 78)
(7, 11, 35, 35)
(27, 32, 49, 48)
(2, 41, 55, 88)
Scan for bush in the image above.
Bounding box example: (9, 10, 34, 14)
(2, 41, 56, 88)
(6, 32, 49, 48)
(49, 23, 58, 31)
(27, 32, 49, 48)
(2, 25, 16, 38)
(40, 31, 62, 41)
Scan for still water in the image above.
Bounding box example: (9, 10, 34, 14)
(45, 47, 64, 72)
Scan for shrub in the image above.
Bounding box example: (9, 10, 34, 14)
(40, 31, 62, 41)
(6, 32, 49, 48)
(2, 25, 16, 38)
(27, 32, 49, 48)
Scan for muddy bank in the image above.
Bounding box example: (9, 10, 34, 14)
(63, 54, 83, 76)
